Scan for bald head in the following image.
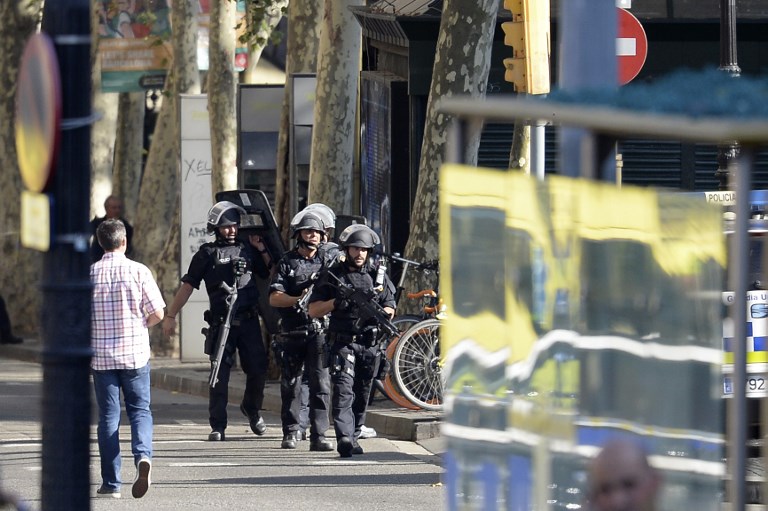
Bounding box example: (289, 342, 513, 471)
(587, 440, 661, 511)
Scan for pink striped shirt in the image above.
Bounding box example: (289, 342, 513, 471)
(90, 252, 165, 370)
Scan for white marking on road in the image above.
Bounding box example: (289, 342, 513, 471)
(313, 460, 379, 466)
(168, 462, 241, 467)
(2, 442, 42, 448)
(154, 440, 206, 444)
(616, 38, 637, 56)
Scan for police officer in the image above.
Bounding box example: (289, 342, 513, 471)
(269, 211, 335, 451)
(163, 201, 272, 441)
(307, 225, 395, 458)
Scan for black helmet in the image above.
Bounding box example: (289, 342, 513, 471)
(290, 204, 335, 233)
(338, 224, 380, 249)
(291, 212, 326, 238)
(206, 201, 245, 233)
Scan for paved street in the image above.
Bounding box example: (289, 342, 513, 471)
(0, 358, 445, 510)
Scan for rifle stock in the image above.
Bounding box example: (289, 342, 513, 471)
(209, 281, 238, 388)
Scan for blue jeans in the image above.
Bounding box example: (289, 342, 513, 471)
(92, 364, 153, 489)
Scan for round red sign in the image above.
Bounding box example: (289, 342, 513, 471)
(617, 8, 648, 85)
(15, 33, 62, 193)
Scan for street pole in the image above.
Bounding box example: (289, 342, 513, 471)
(715, 0, 741, 190)
(39, 1, 93, 509)
(556, 0, 617, 180)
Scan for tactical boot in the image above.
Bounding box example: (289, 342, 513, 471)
(208, 429, 225, 441)
(240, 403, 267, 436)
(281, 432, 298, 449)
(0, 335, 22, 345)
(337, 436, 353, 458)
(309, 437, 334, 452)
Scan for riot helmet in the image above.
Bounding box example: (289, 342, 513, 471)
(291, 211, 326, 251)
(338, 224, 380, 249)
(207, 201, 245, 243)
(291, 212, 325, 237)
(302, 203, 336, 230)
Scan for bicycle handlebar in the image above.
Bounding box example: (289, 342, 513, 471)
(381, 252, 439, 272)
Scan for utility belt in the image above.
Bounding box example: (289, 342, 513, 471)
(205, 305, 259, 327)
(279, 319, 324, 338)
(327, 327, 378, 347)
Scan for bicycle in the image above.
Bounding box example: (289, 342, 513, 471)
(391, 315, 443, 411)
(389, 263, 444, 412)
(371, 253, 439, 409)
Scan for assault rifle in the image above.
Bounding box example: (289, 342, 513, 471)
(294, 244, 343, 313)
(209, 258, 246, 388)
(325, 271, 398, 339)
(209, 281, 237, 388)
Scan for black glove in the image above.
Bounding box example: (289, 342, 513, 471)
(333, 297, 351, 311)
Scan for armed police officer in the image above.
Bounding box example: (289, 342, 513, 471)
(307, 225, 395, 458)
(269, 210, 337, 451)
(163, 201, 272, 441)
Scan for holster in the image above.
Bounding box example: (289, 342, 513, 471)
(332, 351, 356, 378)
(201, 324, 218, 356)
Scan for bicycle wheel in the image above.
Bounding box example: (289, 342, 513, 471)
(392, 318, 443, 411)
(379, 315, 422, 410)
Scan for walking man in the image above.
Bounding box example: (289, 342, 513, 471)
(163, 201, 272, 441)
(308, 225, 396, 457)
(91, 219, 165, 499)
(269, 211, 335, 451)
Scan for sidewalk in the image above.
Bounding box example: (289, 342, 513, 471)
(0, 338, 443, 443)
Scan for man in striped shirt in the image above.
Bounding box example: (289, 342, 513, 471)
(91, 219, 165, 499)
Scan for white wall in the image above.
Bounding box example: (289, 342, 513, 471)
(179, 94, 212, 362)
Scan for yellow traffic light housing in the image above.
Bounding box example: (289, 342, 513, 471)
(502, 0, 550, 95)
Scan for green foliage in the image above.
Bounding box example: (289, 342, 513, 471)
(235, 0, 287, 49)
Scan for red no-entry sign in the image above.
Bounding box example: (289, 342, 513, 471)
(617, 8, 648, 85)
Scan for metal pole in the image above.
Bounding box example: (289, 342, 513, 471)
(729, 146, 752, 511)
(557, 0, 617, 179)
(715, 0, 741, 190)
(531, 122, 546, 180)
(446, 118, 466, 165)
(40, 1, 93, 509)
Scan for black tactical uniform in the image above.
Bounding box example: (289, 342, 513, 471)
(308, 225, 395, 458)
(180, 202, 270, 440)
(270, 247, 333, 449)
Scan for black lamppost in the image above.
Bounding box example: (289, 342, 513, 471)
(715, 0, 741, 190)
(39, 1, 93, 509)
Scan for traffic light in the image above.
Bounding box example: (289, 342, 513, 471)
(501, 0, 550, 95)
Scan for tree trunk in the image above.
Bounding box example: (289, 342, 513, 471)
(90, 2, 118, 221)
(133, 71, 177, 265)
(242, 0, 288, 84)
(401, 0, 498, 308)
(207, 0, 238, 195)
(508, 123, 531, 173)
(151, 0, 201, 356)
(0, 2, 44, 338)
(112, 92, 145, 220)
(274, 0, 320, 243)
(306, 0, 364, 215)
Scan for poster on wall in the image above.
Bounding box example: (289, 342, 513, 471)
(196, 0, 249, 72)
(97, 0, 172, 92)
